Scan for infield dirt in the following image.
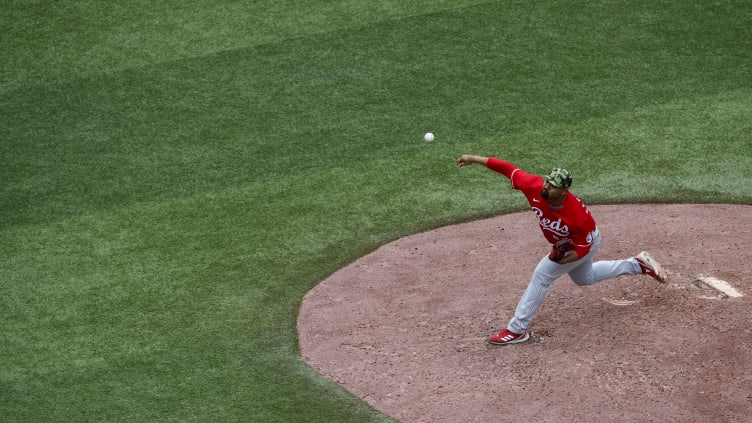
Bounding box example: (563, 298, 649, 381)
(299, 204, 752, 423)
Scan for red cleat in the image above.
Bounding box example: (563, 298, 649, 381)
(488, 328, 529, 346)
(635, 251, 667, 283)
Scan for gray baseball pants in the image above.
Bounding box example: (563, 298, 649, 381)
(507, 229, 642, 334)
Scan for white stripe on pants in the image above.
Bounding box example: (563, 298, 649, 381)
(507, 231, 642, 334)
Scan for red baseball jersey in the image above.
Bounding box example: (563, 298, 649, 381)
(486, 157, 597, 258)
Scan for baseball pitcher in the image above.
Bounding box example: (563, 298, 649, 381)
(456, 155, 667, 345)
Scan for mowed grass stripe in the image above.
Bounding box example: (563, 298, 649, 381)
(0, 0, 492, 94)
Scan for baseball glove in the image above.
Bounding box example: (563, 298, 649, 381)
(549, 238, 574, 261)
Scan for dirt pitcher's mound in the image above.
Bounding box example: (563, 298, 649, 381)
(298, 204, 752, 423)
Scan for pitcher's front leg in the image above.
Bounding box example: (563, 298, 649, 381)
(507, 256, 570, 334)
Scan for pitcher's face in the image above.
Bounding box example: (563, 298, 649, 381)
(541, 181, 566, 203)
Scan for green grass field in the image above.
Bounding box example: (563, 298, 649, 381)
(2, 1, 751, 421)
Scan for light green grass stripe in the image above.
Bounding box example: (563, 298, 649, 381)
(469, 87, 752, 204)
(0, 0, 491, 94)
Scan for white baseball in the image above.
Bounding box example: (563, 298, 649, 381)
(424, 132, 434, 143)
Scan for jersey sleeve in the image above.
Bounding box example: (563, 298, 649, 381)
(485, 158, 540, 191)
(485, 157, 517, 178)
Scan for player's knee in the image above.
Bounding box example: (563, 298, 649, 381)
(571, 273, 596, 286)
